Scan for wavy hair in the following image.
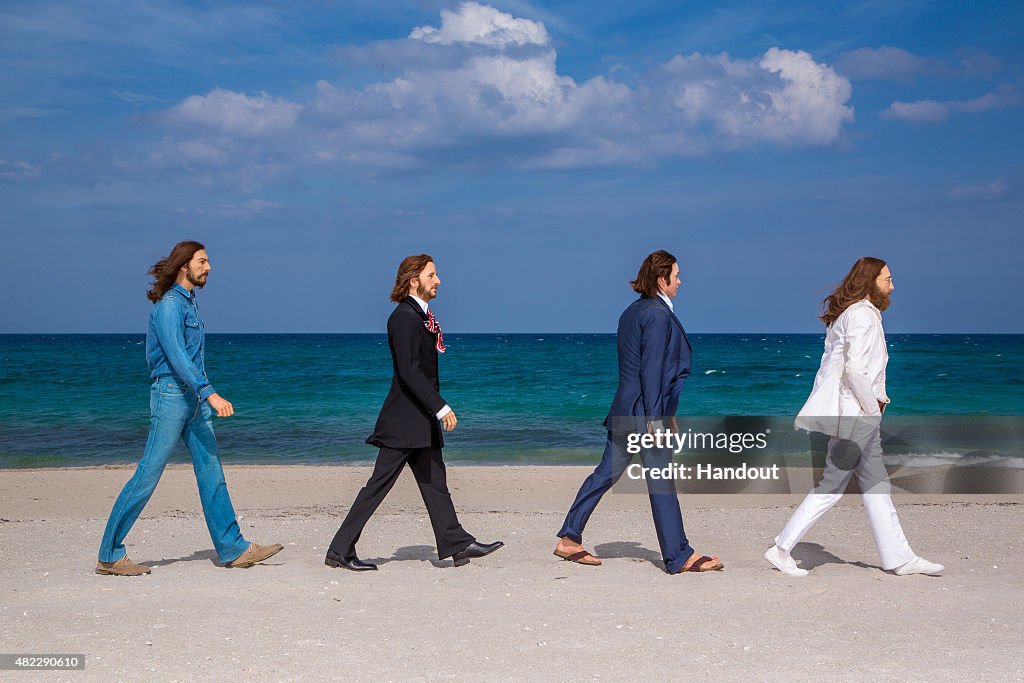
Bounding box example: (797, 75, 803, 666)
(146, 240, 205, 303)
(820, 256, 889, 326)
(630, 250, 676, 297)
(390, 253, 434, 303)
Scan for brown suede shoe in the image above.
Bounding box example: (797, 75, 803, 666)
(227, 542, 284, 568)
(95, 556, 152, 576)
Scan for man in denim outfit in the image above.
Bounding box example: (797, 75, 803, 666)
(96, 240, 282, 575)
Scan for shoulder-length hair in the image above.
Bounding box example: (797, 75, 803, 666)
(820, 256, 887, 326)
(390, 253, 434, 303)
(630, 250, 676, 297)
(146, 240, 205, 303)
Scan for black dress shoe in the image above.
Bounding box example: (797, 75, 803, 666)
(451, 540, 504, 567)
(325, 550, 377, 571)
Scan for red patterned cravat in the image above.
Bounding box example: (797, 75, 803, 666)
(424, 309, 446, 354)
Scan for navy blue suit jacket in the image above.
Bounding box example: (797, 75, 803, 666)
(604, 296, 692, 434)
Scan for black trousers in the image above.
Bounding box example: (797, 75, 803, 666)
(329, 446, 475, 560)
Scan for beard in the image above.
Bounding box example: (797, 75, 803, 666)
(869, 288, 891, 311)
(415, 281, 435, 301)
(186, 266, 207, 289)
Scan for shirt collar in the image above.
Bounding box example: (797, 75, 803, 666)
(656, 291, 674, 311)
(410, 295, 429, 314)
(171, 283, 196, 302)
(860, 297, 883, 319)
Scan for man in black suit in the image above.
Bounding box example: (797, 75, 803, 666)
(326, 254, 503, 571)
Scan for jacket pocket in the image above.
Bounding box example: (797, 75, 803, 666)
(183, 316, 202, 347)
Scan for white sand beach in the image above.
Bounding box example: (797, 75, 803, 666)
(1, 465, 1021, 681)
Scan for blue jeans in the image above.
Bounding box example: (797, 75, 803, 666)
(557, 431, 694, 573)
(98, 377, 250, 565)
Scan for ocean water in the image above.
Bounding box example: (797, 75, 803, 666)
(0, 334, 1022, 467)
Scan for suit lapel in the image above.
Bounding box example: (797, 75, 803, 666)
(652, 295, 692, 355)
(405, 297, 440, 357)
(404, 296, 428, 321)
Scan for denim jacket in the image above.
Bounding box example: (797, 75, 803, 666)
(146, 284, 215, 400)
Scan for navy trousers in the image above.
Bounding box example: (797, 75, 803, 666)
(557, 431, 694, 573)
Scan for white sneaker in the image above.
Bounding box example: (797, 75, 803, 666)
(764, 546, 808, 577)
(894, 557, 944, 576)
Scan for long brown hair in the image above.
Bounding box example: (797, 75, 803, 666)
(820, 256, 889, 326)
(390, 253, 434, 303)
(630, 250, 676, 297)
(146, 240, 205, 303)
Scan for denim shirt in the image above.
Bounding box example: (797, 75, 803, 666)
(146, 283, 215, 400)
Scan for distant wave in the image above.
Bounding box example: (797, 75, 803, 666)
(885, 452, 1024, 469)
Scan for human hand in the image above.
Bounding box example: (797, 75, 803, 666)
(208, 393, 234, 417)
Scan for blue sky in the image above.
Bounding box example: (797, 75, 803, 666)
(2, 0, 1021, 333)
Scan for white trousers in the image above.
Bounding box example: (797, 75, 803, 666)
(776, 424, 915, 570)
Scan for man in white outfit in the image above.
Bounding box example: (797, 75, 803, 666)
(764, 257, 943, 577)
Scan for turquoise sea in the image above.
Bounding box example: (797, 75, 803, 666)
(1, 334, 1022, 468)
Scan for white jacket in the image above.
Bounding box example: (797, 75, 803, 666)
(795, 299, 890, 438)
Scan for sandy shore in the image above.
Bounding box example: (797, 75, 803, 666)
(1, 464, 1021, 681)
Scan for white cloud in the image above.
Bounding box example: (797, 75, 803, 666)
(171, 139, 233, 166)
(146, 135, 291, 192)
(112, 90, 166, 106)
(0, 159, 43, 181)
(881, 99, 948, 123)
(209, 199, 283, 217)
(168, 89, 301, 137)
(957, 84, 1024, 113)
(836, 46, 1004, 82)
(409, 2, 548, 47)
(176, 198, 284, 218)
(756, 48, 853, 144)
(836, 46, 951, 81)
(882, 84, 1023, 124)
(957, 48, 1003, 78)
(241, 198, 282, 211)
(153, 2, 854, 176)
(648, 48, 853, 152)
(948, 179, 1007, 201)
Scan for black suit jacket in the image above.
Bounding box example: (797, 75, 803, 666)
(367, 297, 447, 450)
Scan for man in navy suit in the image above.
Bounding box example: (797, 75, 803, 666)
(553, 250, 722, 573)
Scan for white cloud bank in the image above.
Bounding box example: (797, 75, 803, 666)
(154, 2, 854, 177)
(169, 89, 301, 137)
(948, 179, 1007, 201)
(836, 46, 1003, 82)
(882, 84, 1023, 123)
(409, 2, 549, 47)
(837, 46, 951, 81)
(0, 159, 43, 181)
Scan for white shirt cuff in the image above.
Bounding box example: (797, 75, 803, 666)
(436, 404, 451, 420)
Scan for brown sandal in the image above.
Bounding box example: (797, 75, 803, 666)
(553, 549, 602, 566)
(679, 554, 724, 572)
